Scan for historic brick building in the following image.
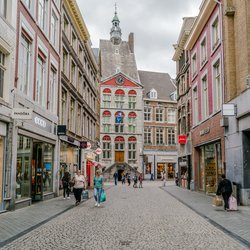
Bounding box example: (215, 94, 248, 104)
(185, 0, 225, 194)
(99, 9, 143, 179)
(139, 70, 177, 180)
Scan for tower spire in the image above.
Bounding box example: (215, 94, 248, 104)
(110, 3, 122, 45)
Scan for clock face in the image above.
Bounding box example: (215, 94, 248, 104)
(116, 76, 125, 85)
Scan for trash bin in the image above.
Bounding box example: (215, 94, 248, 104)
(190, 180, 195, 191)
(232, 182, 241, 205)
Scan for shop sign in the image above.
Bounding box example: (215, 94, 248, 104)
(178, 135, 187, 144)
(222, 103, 236, 116)
(200, 127, 210, 136)
(12, 108, 33, 120)
(57, 125, 66, 135)
(80, 141, 87, 149)
(34, 116, 46, 128)
(95, 148, 102, 155)
(67, 136, 74, 143)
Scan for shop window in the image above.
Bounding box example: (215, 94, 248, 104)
(43, 143, 53, 193)
(0, 136, 4, 202)
(16, 135, 31, 200)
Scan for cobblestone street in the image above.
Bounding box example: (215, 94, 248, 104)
(1, 182, 248, 250)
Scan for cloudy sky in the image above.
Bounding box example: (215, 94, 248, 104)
(76, 0, 202, 78)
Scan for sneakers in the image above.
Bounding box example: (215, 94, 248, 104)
(75, 201, 80, 206)
(67, 196, 71, 199)
(97, 204, 100, 207)
(63, 197, 66, 200)
(95, 202, 98, 207)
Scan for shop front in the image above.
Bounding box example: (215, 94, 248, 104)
(196, 141, 223, 194)
(16, 135, 54, 202)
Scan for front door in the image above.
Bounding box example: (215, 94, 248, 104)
(243, 131, 250, 188)
(115, 151, 124, 162)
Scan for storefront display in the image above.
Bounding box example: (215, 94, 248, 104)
(0, 136, 5, 204)
(16, 135, 54, 201)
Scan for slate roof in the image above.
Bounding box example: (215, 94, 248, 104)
(99, 39, 140, 82)
(138, 70, 176, 100)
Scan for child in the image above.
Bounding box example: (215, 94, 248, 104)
(138, 174, 143, 188)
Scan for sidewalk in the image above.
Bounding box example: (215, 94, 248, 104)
(0, 188, 95, 247)
(162, 183, 250, 248)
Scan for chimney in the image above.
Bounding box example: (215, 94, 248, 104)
(128, 33, 134, 53)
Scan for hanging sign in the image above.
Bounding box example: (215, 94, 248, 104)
(95, 148, 103, 155)
(178, 135, 187, 144)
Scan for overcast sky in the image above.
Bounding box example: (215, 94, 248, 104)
(76, 0, 202, 78)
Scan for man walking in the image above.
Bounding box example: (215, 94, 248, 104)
(113, 172, 118, 185)
(216, 174, 232, 211)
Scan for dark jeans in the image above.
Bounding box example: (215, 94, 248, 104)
(222, 192, 231, 209)
(63, 185, 69, 198)
(73, 188, 83, 203)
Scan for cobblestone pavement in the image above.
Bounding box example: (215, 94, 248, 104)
(1, 182, 248, 250)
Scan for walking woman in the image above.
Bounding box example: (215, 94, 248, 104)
(94, 169, 104, 207)
(73, 170, 86, 206)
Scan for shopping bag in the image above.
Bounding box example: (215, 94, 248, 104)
(212, 196, 223, 207)
(228, 195, 238, 211)
(82, 189, 89, 200)
(100, 190, 106, 203)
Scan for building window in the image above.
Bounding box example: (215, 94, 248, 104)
(167, 108, 176, 123)
(61, 89, 67, 124)
(71, 60, 76, 87)
(115, 94, 124, 109)
(200, 37, 207, 66)
(19, 33, 32, 96)
(213, 59, 221, 112)
(63, 15, 69, 36)
(193, 86, 198, 125)
(48, 67, 56, 113)
(191, 53, 197, 77)
(212, 16, 220, 50)
(128, 143, 136, 160)
(0, 0, 7, 18)
(103, 111, 111, 133)
(115, 112, 124, 133)
(51, 11, 58, 48)
(69, 98, 75, 132)
(167, 128, 176, 145)
(103, 124, 111, 133)
(144, 107, 151, 121)
(202, 74, 209, 119)
(103, 93, 111, 108)
(128, 117, 136, 133)
(38, 0, 48, 31)
(76, 104, 81, 135)
(156, 108, 163, 122)
(144, 128, 152, 144)
(150, 89, 157, 99)
(0, 51, 5, 98)
(103, 137, 111, 159)
(36, 55, 46, 108)
(72, 32, 77, 51)
(62, 48, 68, 77)
(128, 96, 136, 109)
(156, 128, 164, 145)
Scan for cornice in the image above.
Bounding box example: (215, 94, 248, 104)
(185, 0, 217, 50)
(64, 0, 90, 42)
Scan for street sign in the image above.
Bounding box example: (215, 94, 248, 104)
(222, 104, 236, 116)
(95, 148, 102, 155)
(57, 125, 66, 135)
(12, 108, 33, 120)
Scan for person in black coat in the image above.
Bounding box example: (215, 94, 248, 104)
(216, 174, 232, 210)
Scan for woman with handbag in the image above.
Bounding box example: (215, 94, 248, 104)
(73, 170, 86, 206)
(94, 169, 104, 207)
(62, 171, 70, 199)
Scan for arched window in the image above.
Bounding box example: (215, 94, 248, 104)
(115, 136, 125, 151)
(115, 89, 125, 108)
(128, 112, 136, 133)
(102, 135, 111, 159)
(128, 90, 136, 109)
(115, 111, 124, 133)
(102, 111, 111, 133)
(103, 88, 111, 108)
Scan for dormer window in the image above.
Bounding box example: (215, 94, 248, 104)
(116, 67, 120, 73)
(150, 89, 157, 99)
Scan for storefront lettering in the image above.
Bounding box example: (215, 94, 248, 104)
(34, 117, 46, 128)
(200, 127, 210, 136)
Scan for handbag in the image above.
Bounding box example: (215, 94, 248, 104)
(228, 195, 238, 211)
(212, 196, 223, 207)
(100, 190, 106, 203)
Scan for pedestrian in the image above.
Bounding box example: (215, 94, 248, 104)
(216, 174, 232, 211)
(133, 174, 138, 188)
(73, 170, 86, 206)
(121, 174, 125, 185)
(127, 173, 131, 186)
(113, 172, 118, 185)
(94, 169, 104, 207)
(150, 173, 154, 181)
(138, 174, 143, 188)
(162, 171, 167, 187)
(62, 171, 70, 199)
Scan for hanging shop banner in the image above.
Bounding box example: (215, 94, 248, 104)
(95, 148, 102, 155)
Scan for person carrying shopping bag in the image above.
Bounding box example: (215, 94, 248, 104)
(94, 169, 104, 207)
(73, 170, 86, 206)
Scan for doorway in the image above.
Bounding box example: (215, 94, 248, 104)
(243, 131, 250, 188)
(115, 151, 124, 162)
